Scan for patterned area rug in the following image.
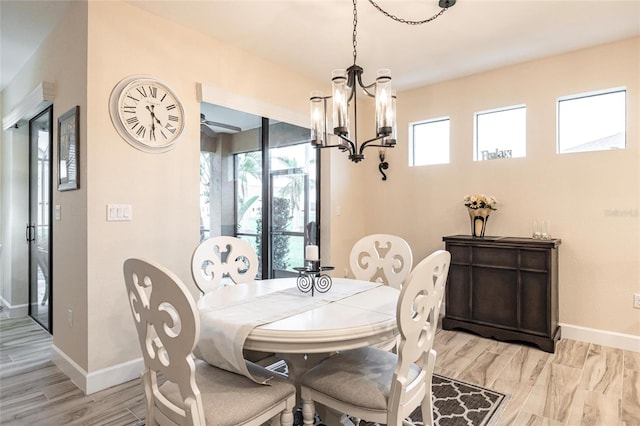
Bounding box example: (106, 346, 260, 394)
(266, 360, 509, 426)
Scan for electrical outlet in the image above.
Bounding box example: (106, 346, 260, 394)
(634, 293, 640, 309)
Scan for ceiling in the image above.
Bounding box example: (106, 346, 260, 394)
(1, 0, 71, 91)
(2, 0, 639, 124)
(127, 0, 640, 91)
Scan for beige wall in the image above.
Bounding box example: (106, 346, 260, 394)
(84, 1, 318, 374)
(1, 1, 89, 366)
(1, 0, 317, 383)
(1, 0, 638, 393)
(0, 126, 30, 309)
(329, 37, 639, 337)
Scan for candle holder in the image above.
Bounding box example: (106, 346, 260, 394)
(294, 262, 334, 297)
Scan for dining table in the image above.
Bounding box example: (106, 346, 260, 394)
(195, 276, 400, 398)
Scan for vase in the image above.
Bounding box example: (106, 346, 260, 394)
(468, 208, 491, 238)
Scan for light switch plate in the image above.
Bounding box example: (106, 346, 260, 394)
(107, 204, 133, 221)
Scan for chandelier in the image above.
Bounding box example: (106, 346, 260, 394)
(310, 0, 456, 163)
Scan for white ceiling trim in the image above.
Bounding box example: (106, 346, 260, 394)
(2, 82, 56, 131)
(196, 83, 308, 129)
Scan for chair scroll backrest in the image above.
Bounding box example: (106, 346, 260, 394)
(123, 258, 205, 425)
(388, 250, 451, 423)
(349, 234, 413, 289)
(191, 236, 259, 294)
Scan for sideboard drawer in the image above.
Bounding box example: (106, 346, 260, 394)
(474, 246, 517, 268)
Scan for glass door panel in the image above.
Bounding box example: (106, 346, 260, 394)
(29, 106, 52, 332)
(270, 169, 307, 276)
(268, 124, 318, 278)
(235, 151, 263, 273)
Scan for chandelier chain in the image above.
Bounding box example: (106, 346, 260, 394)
(367, 0, 449, 25)
(352, 0, 358, 65)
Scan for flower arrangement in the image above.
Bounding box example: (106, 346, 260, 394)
(464, 194, 498, 210)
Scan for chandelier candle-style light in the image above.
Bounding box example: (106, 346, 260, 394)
(310, 0, 456, 163)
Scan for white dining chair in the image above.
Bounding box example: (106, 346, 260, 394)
(191, 236, 259, 294)
(299, 250, 451, 426)
(192, 236, 272, 363)
(123, 258, 296, 426)
(349, 234, 413, 290)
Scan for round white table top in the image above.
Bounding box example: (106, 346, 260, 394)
(198, 277, 399, 354)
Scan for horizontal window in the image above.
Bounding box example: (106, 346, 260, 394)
(557, 88, 626, 154)
(409, 117, 450, 166)
(474, 105, 526, 161)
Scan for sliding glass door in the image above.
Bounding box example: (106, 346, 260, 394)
(199, 104, 319, 279)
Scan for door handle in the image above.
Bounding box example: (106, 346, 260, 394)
(25, 224, 35, 242)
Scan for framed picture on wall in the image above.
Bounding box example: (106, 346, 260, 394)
(58, 106, 79, 191)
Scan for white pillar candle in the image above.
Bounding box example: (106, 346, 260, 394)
(305, 245, 319, 261)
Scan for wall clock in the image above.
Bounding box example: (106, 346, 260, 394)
(109, 75, 185, 153)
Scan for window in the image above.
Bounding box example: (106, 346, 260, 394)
(475, 105, 526, 161)
(409, 117, 450, 166)
(557, 88, 626, 154)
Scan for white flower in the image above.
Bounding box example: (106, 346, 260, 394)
(464, 194, 498, 210)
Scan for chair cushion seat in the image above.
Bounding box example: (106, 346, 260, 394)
(300, 346, 421, 411)
(161, 360, 295, 426)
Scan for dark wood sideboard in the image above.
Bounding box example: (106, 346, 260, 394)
(442, 235, 561, 352)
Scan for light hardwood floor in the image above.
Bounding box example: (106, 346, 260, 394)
(1, 316, 639, 425)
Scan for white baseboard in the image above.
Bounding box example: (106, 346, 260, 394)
(52, 344, 144, 394)
(51, 344, 87, 392)
(85, 357, 144, 395)
(0, 296, 28, 317)
(559, 323, 640, 353)
(441, 302, 639, 353)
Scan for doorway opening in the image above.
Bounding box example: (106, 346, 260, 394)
(200, 104, 319, 279)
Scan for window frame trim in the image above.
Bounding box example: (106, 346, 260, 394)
(473, 103, 527, 161)
(556, 86, 627, 154)
(408, 116, 450, 167)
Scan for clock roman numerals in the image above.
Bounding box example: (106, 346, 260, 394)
(126, 117, 139, 128)
(136, 86, 148, 98)
(149, 86, 157, 98)
(136, 125, 146, 138)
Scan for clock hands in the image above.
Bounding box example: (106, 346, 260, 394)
(146, 105, 163, 126)
(146, 104, 163, 142)
(145, 104, 174, 142)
